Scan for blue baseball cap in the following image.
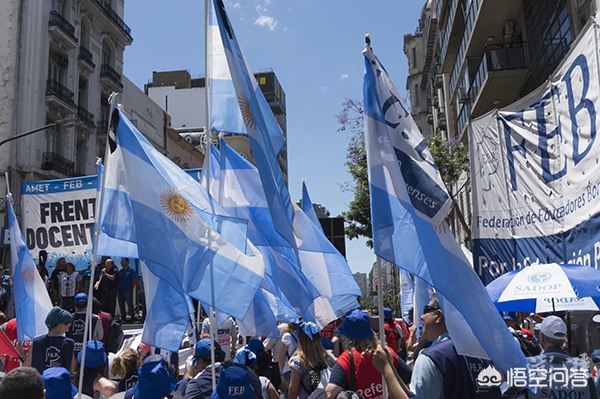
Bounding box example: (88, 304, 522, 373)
(42, 367, 77, 399)
(195, 338, 221, 357)
(246, 339, 265, 355)
(339, 309, 374, 340)
(77, 340, 107, 368)
(211, 364, 254, 399)
(74, 293, 88, 305)
(501, 311, 517, 321)
(132, 358, 176, 399)
(383, 307, 393, 321)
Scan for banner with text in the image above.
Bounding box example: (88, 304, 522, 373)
(470, 19, 600, 285)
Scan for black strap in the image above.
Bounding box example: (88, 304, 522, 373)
(348, 349, 356, 391)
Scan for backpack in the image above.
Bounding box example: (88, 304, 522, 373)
(304, 366, 331, 399)
(513, 330, 541, 357)
(106, 320, 125, 353)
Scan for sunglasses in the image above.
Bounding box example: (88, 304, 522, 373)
(423, 305, 441, 314)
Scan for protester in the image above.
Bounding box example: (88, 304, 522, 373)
(24, 306, 75, 374)
(97, 258, 118, 316)
(183, 338, 226, 399)
(383, 307, 407, 361)
(0, 366, 44, 398)
(524, 316, 596, 398)
(42, 366, 78, 399)
(117, 257, 139, 322)
(211, 361, 263, 399)
(246, 338, 281, 392)
(58, 262, 81, 312)
(201, 314, 239, 361)
(325, 309, 411, 399)
(371, 344, 410, 399)
(288, 321, 331, 399)
(0, 264, 12, 314)
(409, 297, 501, 399)
(279, 322, 299, 395)
(0, 318, 24, 372)
(50, 258, 67, 306)
(111, 347, 140, 392)
(125, 354, 177, 399)
(92, 297, 113, 349)
(234, 347, 280, 399)
(67, 293, 104, 356)
(75, 340, 117, 397)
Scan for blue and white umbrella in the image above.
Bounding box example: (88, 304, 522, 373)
(486, 263, 600, 312)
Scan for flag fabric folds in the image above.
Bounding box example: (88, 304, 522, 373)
(211, 0, 294, 248)
(362, 42, 525, 371)
(100, 107, 265, 322)
(207, 143, 314, 329)
(7, 197, 53, 341)
(301, 181, 323, 232)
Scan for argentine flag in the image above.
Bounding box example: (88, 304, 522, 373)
(7, 196, 53, 341)
(363, 40, 525, 371)
(101, 107, 265, 321)
(301, 181, 324, 232)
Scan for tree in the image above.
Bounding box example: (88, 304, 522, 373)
(295, 200, 331, 218)
(337, 98, 470, 244)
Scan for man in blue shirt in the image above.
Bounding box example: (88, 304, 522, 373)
(117, 258, 138, 322)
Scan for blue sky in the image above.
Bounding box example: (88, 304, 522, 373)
(123, 0, 423, 273)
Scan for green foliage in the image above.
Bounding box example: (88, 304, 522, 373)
(425, 134, 470, 194)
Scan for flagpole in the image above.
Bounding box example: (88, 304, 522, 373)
(375, 257, 388, 399)
(76, 93, 118, 399)
(204, 0, 218, 390)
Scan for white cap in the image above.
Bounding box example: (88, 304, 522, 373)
(540, 315, 567, 341)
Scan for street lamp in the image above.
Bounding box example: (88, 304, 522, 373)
(0, 122, 61, 149)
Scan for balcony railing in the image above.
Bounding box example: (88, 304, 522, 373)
(41, 152, 75, 176)
(450, 0, 482, 96)
(438, 0, 458, 65)
(97, 119, 109, 135)
(92, 0, 133, 41)
(100, 64, 123, 88)
(78, 46, 95, 68)
(456, 42, 527, 135)
(48, 10, 78, 43)
(46, 79, 76, 107)
(78, 105, 95, 128)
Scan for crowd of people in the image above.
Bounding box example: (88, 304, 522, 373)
(2, 293, 600, 398)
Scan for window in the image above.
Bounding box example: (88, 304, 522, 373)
(102, 39, 113, 66)
(80, 18, 91, 49)
(259, 76, 267, 85)
(51, 0, 64, 14)
(413, 83, 420, 107)
(411, 47, 417, 69)
(48, 59, 63, 83)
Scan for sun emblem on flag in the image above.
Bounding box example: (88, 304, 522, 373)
(237, 93, 255, 129)
(160, 189, 193, 223)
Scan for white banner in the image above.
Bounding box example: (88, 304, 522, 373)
(470, 19, 600, 284)
(21, 176, 98, 269)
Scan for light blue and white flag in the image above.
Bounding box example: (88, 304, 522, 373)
(207, 143, 314, 330)
(211, 0, 294, 247)
(301, 181, 323, 232)
(207, 3, 284, 154)
(101, 107, 265, 321)
(7, 196, 53, 341)
(139, 260, 192, 351)
(363, 41, 525, 371)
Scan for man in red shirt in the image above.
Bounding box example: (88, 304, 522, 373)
(0, 318, 29, 372)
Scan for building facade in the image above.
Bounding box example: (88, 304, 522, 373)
(404, 0, 599, 245)
(353, 272, 368, 298)
(0, 0, 132, 206)
(145, 69, 289, 184)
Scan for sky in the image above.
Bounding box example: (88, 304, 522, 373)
(123, 0, 424, 274)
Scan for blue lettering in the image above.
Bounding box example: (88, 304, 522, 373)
(563, 54, 596, 164)
(500, 110, 527, 191)
(534, 86, 567, 184)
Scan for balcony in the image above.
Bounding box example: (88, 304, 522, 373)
(88, 0, 133, 44)
(46, 79, 76, 113)
(438, 0, 460, 69)
(77, 105, 95, 130)
(78, 46, 95, 71)
(100, 64, 123, 92)
(41, 152, 75, 177)
(48, 11, 78, 48)
(97, 119, 109, 135)
(456, 42, 528, 136)
(421, 12, 439, 86)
